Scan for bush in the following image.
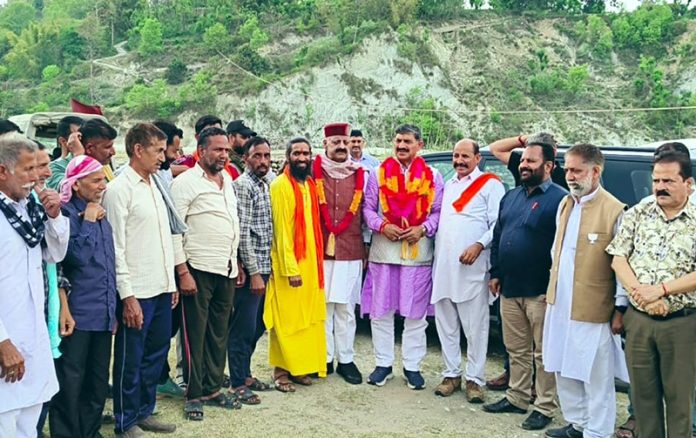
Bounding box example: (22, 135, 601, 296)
(203, 23, 231, 53)
(586, 15, 613, 56)
(41, 64, 60, 81)
(166, 59, 188, 85)
(565, 64, 589, 93)
(125, 80, 178, 117)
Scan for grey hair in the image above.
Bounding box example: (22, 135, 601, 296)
(525, 132, 558, 149)
(0, 133, 37, 172)
(566, 143, 605, 170)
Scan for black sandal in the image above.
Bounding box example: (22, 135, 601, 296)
(184, 400, 204, 421)
(202, 392, 242, 410)
(247, 377, 272, 392)
(231, 387, 261, 405)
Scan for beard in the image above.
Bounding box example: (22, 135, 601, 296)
(289, 162, 311, 181)
(520, 167, 544, 187)
(568, 176, 593, 198)
(160, 159, 173, 171)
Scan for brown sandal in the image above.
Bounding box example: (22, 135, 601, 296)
(273, 372, 296, 393)
(616, 416, 636, 438)
(289, 374, 313, 386)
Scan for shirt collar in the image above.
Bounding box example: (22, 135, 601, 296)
(523, 178, 552, 196)
(193, 162, 232, 185)
(69, 195, 88, 211)
(123, 164, 151, 184)
(650, 198, 696, 221)
(0, 191, 26, 208)
(248, 169, 269, 187)
(449, 167, 482, 184)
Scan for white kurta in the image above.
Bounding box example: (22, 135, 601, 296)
(324, 260, 363, 305)
(0, 198, 69, 415)
(542, 188, 629, 384)
(431, 168, 505, 304)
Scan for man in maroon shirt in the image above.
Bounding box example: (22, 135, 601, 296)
(312, 122, 365, 385)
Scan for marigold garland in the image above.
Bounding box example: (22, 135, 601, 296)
(312, 155, 364, 256)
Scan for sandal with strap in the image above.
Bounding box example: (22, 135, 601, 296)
(289, 374, 313, 386)
(247, 377, 272, 392)
(202, 392, 242, 410)
(184, 400, 204, 421)
(231, 386, 261, 405)
(616, 416, 636, 438)
(273, 373, 296, 393)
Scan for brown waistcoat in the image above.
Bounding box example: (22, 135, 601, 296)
(546, 187, 626, 323)
(320, 170, 365, 261)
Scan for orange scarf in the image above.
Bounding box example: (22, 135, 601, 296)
(452, 173, 501, 212)
(283, 166, 325, 289)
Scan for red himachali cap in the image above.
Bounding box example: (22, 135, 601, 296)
(323, 122, 350, 138)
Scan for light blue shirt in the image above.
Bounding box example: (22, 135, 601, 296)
(352, 152, 380, 172)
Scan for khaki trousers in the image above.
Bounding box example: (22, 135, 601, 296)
(501, 295, 558, 417)
(624, 307, 696, 438)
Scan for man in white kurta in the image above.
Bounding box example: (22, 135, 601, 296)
(542, 145, 629, 438)
(432, 139, 504, 402)
(0, 134, 69, 437)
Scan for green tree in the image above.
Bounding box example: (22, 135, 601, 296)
(0, 1, 37, 35)
(3, 21, 61, 79)
(586, 15, 613, 56)
(137, 17, 163, 56)
(565, 64, 589, 93)
(125, 79, 178, 117)
(203, 22, 230, 52)
(41, 64, 60, 81)
(238, 15, 269, 50)
(178, 72, 217, 110)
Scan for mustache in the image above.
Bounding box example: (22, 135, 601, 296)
(656, 189, 670, 197)
(334, 148, 348, 154)
(520, 167, 532, 173)
(396, 147, 409, 153)
(453, 163, 468, 168)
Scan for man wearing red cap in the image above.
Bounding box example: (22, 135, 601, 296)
(312, 123, 365, 385)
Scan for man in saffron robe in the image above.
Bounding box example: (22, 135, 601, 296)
(264, 137, 327, 393)
(314, 122, 365, 385)
(362, 124, 444, 390)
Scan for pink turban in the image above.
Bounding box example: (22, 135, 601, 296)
(59, 155, 104, 204)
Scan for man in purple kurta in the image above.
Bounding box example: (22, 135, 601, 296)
(362, 124, 443, 390)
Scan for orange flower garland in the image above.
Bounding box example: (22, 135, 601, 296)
(312, 155, 365, 256)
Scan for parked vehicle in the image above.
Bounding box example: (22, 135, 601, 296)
(424, 145, 696, 207)
(9, 112, 109, 146)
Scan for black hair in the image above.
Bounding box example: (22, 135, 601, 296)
(395, 124, 421, 141)
(350, 129, 363, 137)
(526, 143, 555, 163)
(79, 119, 117, 144)
(0, 119, 22, 135)
(654, 151, 693, 180)
(153, 120, 183, 146)
(57, 116, 84, 140)
(242, 136, 270, 156)
(197, 127, 228, 149)
(655, 142, 690, 159)
(285, 137, 311, 157)
(194, 115, 223, 135)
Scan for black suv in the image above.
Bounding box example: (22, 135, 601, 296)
(423, 145, 695, 207)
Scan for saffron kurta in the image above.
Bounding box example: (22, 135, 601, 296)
(264, 174, 327, 377)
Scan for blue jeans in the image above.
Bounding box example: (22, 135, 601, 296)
(227, 274, 268, 388)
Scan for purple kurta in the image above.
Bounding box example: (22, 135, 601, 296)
(361, 166, 444, 320)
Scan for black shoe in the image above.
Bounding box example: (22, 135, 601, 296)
(522, 410, 553, 430)
(545, 424, 582, 438)
(482, 397, 526, 414)
(327, 362, 334, 375)
(336, 362, 362, 384)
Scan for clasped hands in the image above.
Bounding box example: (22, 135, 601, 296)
(630, 284, 669, 316)
(382, 224, 425, 244)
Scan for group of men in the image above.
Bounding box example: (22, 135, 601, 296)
(0, 113, 694, 438)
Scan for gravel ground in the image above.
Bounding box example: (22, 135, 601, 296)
(94, 321, 629, 437)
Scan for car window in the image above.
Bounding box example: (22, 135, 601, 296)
(429, 158, 455, 181)
(601, 159, 653, 206)
(480, 156, 515, 192)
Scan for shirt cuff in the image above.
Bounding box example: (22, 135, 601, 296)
(615, 295, 629, 307)
(46, 213, 69, 234)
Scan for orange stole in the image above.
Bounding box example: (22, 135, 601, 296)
(283, 167, 325, 289)
(452, 173, 501, 213)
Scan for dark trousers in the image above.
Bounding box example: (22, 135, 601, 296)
(624, 307, 696, 438)
(182, 267, 235, 400)
(113, 293, 172, 434)
(159, 300, 182, 384)
(227, 273, 269, 388)
(37, 402, 49, 437)
(49, 330, 112, 438)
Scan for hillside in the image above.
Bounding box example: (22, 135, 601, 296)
(1, 0, 695, 149)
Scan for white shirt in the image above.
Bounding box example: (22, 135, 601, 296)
(542, 187, 629, 383)
(171, 163, 240, 278)
(102, 165, 176, 300)
(431, 168, 505, 304)
(0, 197, 69, 413)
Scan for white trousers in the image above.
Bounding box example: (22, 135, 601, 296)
(555, 329, 616, 438)
(434, 292, 489, 386)
(371, 310, 428, 371)
(0, 403, 42, 438)
(325, 302, 357, 363)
